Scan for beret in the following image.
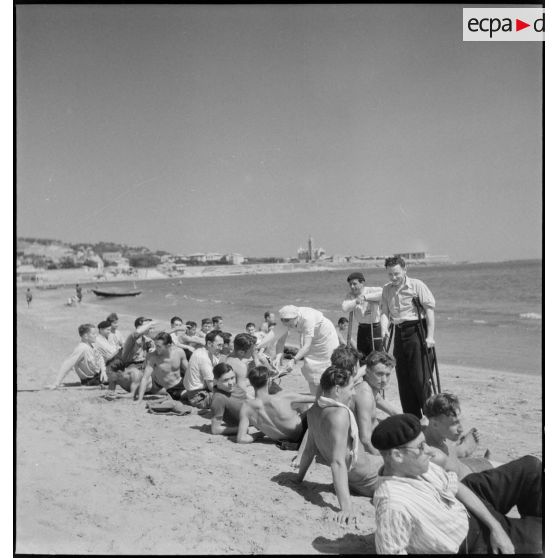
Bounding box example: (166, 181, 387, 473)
(371, 413, 422, 451)
(278, 305, 299, 319)
(347, 271, 365, 283)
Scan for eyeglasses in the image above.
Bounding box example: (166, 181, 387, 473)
(398, 441, 428, 455)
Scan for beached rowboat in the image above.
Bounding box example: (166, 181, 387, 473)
(92, 289, 142, 298)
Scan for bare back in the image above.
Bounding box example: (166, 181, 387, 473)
(249, 392, 304, 441)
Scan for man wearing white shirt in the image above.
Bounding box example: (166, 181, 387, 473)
(341, 272, 383, 359)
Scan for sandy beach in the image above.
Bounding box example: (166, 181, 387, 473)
(16, 288, 542, 554)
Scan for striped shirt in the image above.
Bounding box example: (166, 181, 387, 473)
(380, 276, 435, 325)
(373, 463, 468, 554)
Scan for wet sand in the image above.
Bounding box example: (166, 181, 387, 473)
(16, 290, 542, 554)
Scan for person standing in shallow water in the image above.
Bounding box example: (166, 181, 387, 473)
(75, 283, 83, 304)
(25, 288, 32, 308)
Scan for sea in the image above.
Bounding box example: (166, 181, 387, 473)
(85, 259, 542, 375)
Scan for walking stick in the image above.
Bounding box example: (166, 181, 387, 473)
(384, 323, 394, 352)
(346, 310, 355, 348)
(411, 297, 441, 394)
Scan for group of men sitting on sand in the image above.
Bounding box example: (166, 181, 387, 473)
(48, 311, 542, 554)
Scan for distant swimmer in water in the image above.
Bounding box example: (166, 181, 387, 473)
(257, 305, 339, 395)
(422, 392, 497, 480)
(25, 288, 32, 308)
(236, 366, 315, 447)
(135, 332, 188, 404)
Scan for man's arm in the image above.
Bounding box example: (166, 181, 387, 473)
(287, 334, 313, 370)
(210, 398, 239, 435)
(363, 286, 383, 302)
(48, 345, 84, 389)
(375, 395, 399, 416)
(179, 350, 189, 377)
(341, 293, 358, 312)
(236, 402, 256, 443)
(136, 360, 154, 402)
(199, 357, 215, 392)
(295, 429, 317, 481)
(326, 411, 356, 524)
(425, 307, 435, 348)
(456, 482, 514, 554)
(353, 387, 379, 455)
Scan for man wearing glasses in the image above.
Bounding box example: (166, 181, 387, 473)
(372, 414, 542, 554)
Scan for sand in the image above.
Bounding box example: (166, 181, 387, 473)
(16, 287, 542, 554)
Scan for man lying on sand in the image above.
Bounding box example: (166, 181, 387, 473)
(294, 366, 383, 525)
(236, 366, 315, 446)
(372, 414, 542, 554)
(210, 363, 243, 435)
(48, 323, 107, 389)
(135, 332, 188, 403)
(423, 392, 495, 479)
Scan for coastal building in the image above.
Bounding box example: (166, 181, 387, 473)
(297, 236, 326, 262)
(225, 253, 245, 265)
(394, 252, 449, 263)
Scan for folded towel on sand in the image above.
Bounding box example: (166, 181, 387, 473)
(146, 400, 192, 416)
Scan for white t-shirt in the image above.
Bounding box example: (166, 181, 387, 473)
(184, 347, 219, 391)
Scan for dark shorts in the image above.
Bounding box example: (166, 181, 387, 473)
(81, 375, 101, 386)
(166, 382, 186, 401)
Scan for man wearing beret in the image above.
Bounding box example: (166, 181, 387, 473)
(372, 414, 542, 554)
(341, 272, 383, 360)
(380, 256, 436, 418)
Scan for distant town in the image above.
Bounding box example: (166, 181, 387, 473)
(16, 235, 449, 283)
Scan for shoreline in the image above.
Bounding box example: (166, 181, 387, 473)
(18, 259, 457, 288)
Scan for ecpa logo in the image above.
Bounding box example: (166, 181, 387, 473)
(463, 8, 544, 41)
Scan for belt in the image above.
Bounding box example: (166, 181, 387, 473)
(395, 320, 420, 329)
(358, 322, 380, 326)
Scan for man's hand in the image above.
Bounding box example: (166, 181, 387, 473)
(333, 507, 356, 526)
(425, 336, 435, 348)
(489, 524, 514, 554)
(291, 455, 300, 470)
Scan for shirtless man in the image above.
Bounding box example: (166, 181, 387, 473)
(237, 366, 315, 445)
(48, 324, 107, 388)
(136, 332, 188, 403)
(295, 366, 384, 524)
(423, 392, 493, 479)
(335, 317, 357, 350)
(352, 351, 399, 455)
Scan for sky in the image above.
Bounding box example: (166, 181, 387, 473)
(16, 4, 542, 261)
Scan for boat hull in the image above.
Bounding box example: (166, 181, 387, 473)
(92, 290, 142, 298)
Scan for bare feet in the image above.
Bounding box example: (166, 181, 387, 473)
(456, 427, 480, 457)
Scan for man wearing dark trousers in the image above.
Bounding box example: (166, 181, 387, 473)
(341, 272, 383, 361)
(380, 256, 435, 418)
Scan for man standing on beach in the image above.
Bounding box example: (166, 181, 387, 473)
(75, 283, 82, 304)
(341, 272, 383, 358)
(48, 324, 107, 388)
(260, 311, 276, 334)
(25, 288, 32, 307)
(380, 256, 435, 418)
